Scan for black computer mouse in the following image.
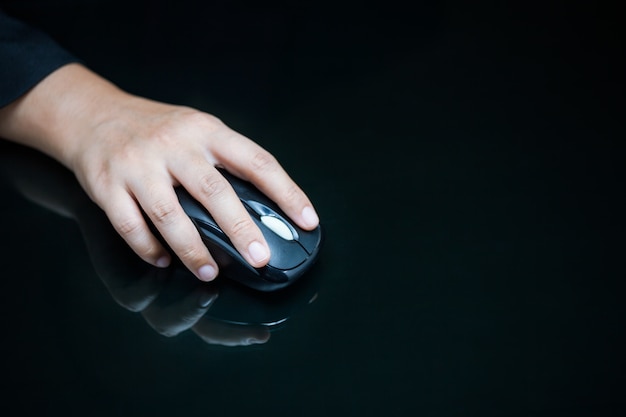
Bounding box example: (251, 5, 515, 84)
(175, 169, 323, 292)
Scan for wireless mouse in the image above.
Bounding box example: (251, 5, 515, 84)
(175, 169, 323, 292)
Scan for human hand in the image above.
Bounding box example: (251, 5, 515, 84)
(0, 64, 320, 281)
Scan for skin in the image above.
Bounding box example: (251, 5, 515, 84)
(0, 63, 319, 281)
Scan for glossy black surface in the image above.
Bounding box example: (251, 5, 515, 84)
(175, 168, 323, 291)
(1, 1, 624, 416)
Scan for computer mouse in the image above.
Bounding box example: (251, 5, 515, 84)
(175, 169, 323, 292)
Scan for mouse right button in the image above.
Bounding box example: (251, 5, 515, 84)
(259, 227, 307, 270)
(296, 226, 322, 255)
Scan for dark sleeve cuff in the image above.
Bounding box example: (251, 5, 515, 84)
(0, 9, 81, 108)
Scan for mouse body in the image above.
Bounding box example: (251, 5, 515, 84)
(175, 169, 323, 291)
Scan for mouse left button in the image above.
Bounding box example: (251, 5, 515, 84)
(297, 226, 322, 255)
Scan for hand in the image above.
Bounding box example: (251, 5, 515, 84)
(0, 64, 320, 281)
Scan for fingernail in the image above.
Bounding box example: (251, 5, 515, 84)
(248, 241, 270, 264)
(245, 330, 270, 345)
(301, 206, 319, 228)
(244, 337, 268, 346)
(197, 292, 218, 308)
(156, 256, 171, 268)
(198, 264, 217, 281)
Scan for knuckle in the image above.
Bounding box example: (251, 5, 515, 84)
(148, 199, 178, 226)
(77, 159, 113, 197)
(177, 244, 205, 264)
(178, 109, 223, 133)
(192, 111, 223, 127)
(282, 183, 302, 205)
(150, 128, 175, 147)
(198, 175, 228, 199)
(229, 216, 256, 239)
(112, 215, 162, 260)
(117, 143, 143, 162)
(250, 150, 277, 173)
(115, 216, 144, 237)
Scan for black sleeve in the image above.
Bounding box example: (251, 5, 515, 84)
(0, 8, 80, 107)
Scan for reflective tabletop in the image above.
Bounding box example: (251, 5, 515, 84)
(1, 1, 624, 416)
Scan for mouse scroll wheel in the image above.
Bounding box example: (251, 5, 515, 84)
(260, 215, 295, 240)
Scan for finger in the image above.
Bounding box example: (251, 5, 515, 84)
(192, 318, 270, 347)
(174, 161, 271, 268)
(211, 132, 320, 230)
(142, 286, 218, 337)
(130, 178, 219, 282)
(103, 188, 172, 268)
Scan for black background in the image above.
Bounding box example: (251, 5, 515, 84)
(1, 1, 625, 416)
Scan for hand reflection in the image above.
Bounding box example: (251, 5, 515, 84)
(128, 264, 270, 346)
(0, 142, 317, 347)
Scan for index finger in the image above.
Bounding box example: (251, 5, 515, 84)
(210, 131, 320, 231)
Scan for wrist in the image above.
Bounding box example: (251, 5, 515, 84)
(0, 63, 129, 170)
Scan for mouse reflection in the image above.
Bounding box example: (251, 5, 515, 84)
(0, 141, 320, 347)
